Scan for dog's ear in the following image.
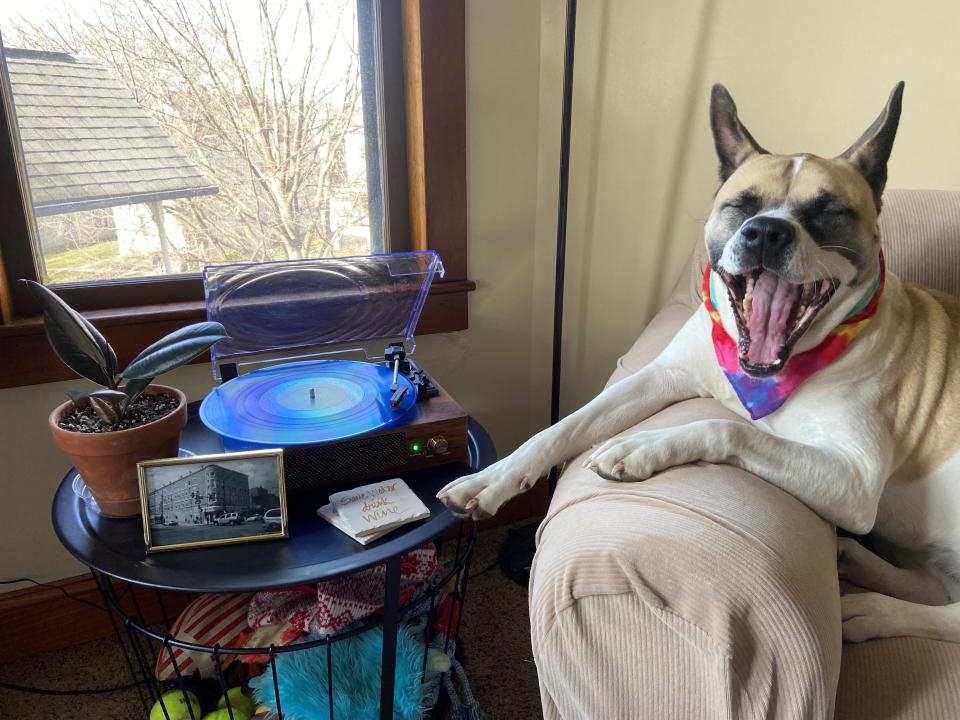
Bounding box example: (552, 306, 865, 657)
(710, 84, 767, 181)
(838, 82, 904, 207)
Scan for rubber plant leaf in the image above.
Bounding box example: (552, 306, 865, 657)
(121, 377, 153, 408)
(88, 396, 120, 425)
(42, 311, 114, 387)
(24, 280, 117, 385)
(67, 388, 128, 406)
(122, 322, 227, 380)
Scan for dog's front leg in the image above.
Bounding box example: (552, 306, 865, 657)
(438, 361, 699, 519)
(842, 594, 960, 643)
(588, 417, 890, 534)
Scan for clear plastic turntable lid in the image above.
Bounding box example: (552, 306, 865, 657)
(203, 251, 444, 377)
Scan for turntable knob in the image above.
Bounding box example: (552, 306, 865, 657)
(428, 435, 449, 455)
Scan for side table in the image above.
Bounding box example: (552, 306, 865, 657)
(52, 404, 497, 720)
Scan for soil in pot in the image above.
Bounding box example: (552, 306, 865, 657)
(58, 393, 179, 433)
(49, 386, 188, 518)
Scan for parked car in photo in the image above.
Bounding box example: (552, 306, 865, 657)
(215, 512, 241, 526)
(166, 520, 179, 526)
(245, 514, 263, 523)
(264, 508, 282, 532)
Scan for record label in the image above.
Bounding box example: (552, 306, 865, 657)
(199, 360, 417, 446)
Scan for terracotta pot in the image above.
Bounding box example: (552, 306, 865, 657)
(48, 385, 188, 517)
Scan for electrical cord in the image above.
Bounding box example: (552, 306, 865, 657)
(467, 559, 500, 580)
(0, 679, 146, 695)
(0, 577, 106, 613)
(0, 577, 149, 696)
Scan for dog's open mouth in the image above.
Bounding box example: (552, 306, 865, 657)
(718, 268, 837, 377)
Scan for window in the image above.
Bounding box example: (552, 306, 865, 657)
(0, 0, 402, 305)
(0, 0, 468, 388)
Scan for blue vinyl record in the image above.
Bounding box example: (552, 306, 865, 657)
(199, 360, 417, 448)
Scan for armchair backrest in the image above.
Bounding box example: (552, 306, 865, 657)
(879, 189, 960, 297)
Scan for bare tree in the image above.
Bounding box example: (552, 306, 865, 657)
(9, 0, 370, 269)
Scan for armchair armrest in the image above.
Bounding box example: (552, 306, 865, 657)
(530, 400, 842, 720)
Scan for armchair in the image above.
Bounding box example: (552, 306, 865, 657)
(530, 189, 960, 719)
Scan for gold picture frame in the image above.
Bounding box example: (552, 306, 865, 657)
(137, 448, 288, 554)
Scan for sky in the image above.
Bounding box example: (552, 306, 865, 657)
(0, 0, 358, 84)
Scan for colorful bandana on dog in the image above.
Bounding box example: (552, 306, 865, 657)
(702, 254, 885, 420)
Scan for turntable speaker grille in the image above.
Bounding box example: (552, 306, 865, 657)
(282, 433, 408, 493)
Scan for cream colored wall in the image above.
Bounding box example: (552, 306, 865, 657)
(6, 0, 960, 585)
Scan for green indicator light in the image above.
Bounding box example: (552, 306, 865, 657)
(411, 443, 421, 452)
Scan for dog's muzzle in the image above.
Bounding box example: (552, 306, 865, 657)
(739, 216, 796, 268)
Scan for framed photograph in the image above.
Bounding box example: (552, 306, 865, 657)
(138, 449, 288, 553)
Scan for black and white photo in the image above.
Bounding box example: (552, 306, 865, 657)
(138, 449, 287, 553)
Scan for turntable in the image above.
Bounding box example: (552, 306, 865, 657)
(198, 251, 467, 494)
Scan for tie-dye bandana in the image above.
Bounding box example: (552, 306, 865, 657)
(702, 253, 885, 420)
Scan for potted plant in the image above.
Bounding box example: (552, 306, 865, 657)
(26, 281, 227, 517)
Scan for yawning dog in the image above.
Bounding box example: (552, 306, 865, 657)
(439, 82, 960, 644)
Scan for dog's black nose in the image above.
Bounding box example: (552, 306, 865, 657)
(740, 216, 796, 255)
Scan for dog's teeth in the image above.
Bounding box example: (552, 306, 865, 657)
(745, 276, 754, 296)
(744, 296, 752, 315)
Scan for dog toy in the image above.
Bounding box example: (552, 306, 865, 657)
(217, 687, 256, 718)
(200, 709, 251, 720)
(249, 623, 428, 720)
(150, 690, 201, 720)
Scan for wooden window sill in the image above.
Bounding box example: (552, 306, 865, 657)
(0, 279, 473, 389)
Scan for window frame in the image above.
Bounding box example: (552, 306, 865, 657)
(0, 0, 470, 388)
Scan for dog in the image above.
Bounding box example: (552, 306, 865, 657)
(439, 81, 960, 644)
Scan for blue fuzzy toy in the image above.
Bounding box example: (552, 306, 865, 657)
(250, 624, 433, 720)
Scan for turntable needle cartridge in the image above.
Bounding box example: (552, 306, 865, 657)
(390, 385, 409, 408)
(389, 358, 408, 408)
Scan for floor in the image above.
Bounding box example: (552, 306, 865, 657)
(0, 522, 544, 719)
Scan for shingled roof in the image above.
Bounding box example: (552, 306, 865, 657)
(4, 47, 218, 216)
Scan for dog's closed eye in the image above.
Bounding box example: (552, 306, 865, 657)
(821, 203, 855, 217)
(721, 190, 763, 215)
(799, 192, 857, 219)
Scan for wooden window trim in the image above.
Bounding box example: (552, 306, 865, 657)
(0, 0, 470, 389)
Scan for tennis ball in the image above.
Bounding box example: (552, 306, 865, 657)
(150, 690, 201, 720)
(217, 687, 256, 718)
(201, 708, 252, 720)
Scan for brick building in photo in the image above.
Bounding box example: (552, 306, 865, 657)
(148, 464, 251, 526)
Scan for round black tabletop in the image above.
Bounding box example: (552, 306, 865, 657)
(52, 404, 496, 594)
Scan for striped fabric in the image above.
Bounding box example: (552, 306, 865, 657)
(155, 593, 254, 681)
(836, 638, 960, 719)
(881, 189, 960, 297)
(531, 190, 960, 719)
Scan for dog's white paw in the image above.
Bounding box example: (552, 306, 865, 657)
(836, 536, 862, 582)
(841, 592, 900, 643)
(585, 430, 682, 482)
(437, 456, 540, 520)
(585, 436, 652, 481)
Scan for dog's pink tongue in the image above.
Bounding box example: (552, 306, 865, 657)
(747, 271, 800, 365)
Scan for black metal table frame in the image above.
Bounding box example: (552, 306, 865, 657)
(52, 411, 495, 720)
(94, 522, 476, 720)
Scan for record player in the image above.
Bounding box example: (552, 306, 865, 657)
(198, 251, 468, 494)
